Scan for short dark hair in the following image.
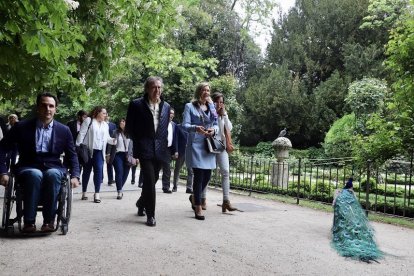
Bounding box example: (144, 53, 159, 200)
(36, 92, 58, 107)
(144, 76, 163, 94)
(77, 110, 87, 117)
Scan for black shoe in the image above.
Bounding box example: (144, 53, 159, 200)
(186, 188, 193, 194)
(138, 207, 146, 216)
(138, 183, 143, 188)
(146, 217, 156, 227)
(163, 189, 172, 194)
(108, 181, 115, 186)
(194, 212, 205, 220)
(131, 180, 135, 185)
(172, 186, 177, 192)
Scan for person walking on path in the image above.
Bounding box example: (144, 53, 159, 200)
(105, 114, 116, 186)
(201, 92, 237, 212)
(106, 118, 136, 200)
(125, 76, 171, 227)
(182, 82, 218, 220)
(161, 107, 178, 193)
(172, 123, 193, 193)
(76, 106, 115, 203)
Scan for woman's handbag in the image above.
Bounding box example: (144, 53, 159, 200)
(224, 126, 234, 154)
(76, 119, 93, 165)
(77, 144, 91, 165)
(205, 136, 225, 154)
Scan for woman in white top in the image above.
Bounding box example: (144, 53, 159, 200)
(106, 118, 136, 200)
(76, 106, 115, 203)
(201, 92, 237, 212)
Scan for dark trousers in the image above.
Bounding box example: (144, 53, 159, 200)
(192, 168, 211, 205)
(139, 159, 162, 218)
(107, 162, 114, 183)
(162, 160, 172, 190)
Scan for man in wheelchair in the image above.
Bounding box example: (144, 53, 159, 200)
(0, 92, 80, 233)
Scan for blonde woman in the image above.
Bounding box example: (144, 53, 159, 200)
(183, 82, 218, 220)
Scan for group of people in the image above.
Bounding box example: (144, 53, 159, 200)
(0, 76, 238, 231)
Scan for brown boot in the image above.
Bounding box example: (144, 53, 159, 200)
(194, 205, 205, 220)
(189, 195, 195, 210)
(201, 198, 207, 210)
(222, 199, 238, 213)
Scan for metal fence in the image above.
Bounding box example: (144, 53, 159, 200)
(176, 153, 414, 218)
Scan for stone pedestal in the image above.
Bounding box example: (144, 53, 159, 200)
(271, 137, 292, 188)
(271, 162, 289, 188)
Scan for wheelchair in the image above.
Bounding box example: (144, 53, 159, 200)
(1, 172, 72, 235)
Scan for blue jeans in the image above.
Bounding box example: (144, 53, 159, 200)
(82, 149, 104, 193)
(113, 152, 130, 192)
(17, 168, 62, 224)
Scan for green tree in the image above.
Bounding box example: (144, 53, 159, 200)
(385, 0, 414, 149)
(323, 113, 355, 158)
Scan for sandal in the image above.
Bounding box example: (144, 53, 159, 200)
(81, 195, 88, 200)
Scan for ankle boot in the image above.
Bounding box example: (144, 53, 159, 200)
(194, 205, 205, 220)
(201, 198, 207, 210)
(189, 195, 195, 210)
(222, 199, 237, 212)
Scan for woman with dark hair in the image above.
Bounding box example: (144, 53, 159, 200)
(76, 106, 115, 203)
(331, 178, 383, 262)
(183, 82, 218, 220)
(106, 118, 136, 199)
(201, 92, 237, 212)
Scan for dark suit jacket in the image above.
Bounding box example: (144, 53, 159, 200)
(125, 94, 171, 163)
(108, 121, 116, 138)
(175, 124, 188, 156)
(0, 118, 80, 178)
(67, 119, 79, 142)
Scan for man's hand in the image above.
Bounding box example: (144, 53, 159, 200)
(70, 177, 80, 189)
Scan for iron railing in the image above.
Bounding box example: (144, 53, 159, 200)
(175, 154, 414, 218)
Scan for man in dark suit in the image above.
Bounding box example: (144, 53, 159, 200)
(105, 114, 116, 186)
(0, 92, 80, 233)
(172, 124, 193, 193)
(67, 110, 88, 142)
(126, 76, 171, 227)
(67, 110, 87, 173)
(162, 107, 178, 193)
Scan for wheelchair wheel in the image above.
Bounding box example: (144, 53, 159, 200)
(1, 176, 15, 231)
(59, 179, 72, 235)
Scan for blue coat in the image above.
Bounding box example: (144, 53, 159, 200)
(182, 102, 218, 169)
(0, 118, 80, 178)
(125, 95, 171, 163)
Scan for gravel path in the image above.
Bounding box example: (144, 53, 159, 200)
(1, 175, 414, 275)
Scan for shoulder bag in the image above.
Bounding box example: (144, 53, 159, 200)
(77, 119, 93, 165)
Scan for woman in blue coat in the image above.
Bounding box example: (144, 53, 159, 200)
(183, 82, 218, 220)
